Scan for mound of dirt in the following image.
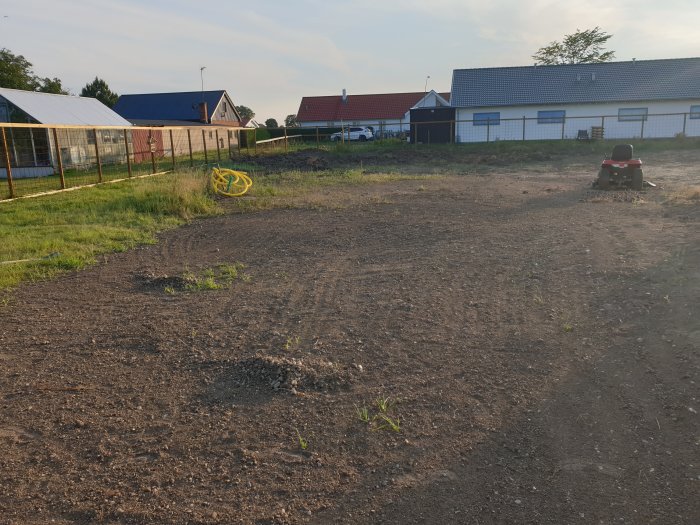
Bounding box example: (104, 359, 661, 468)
(228, 354, 355, 393)
(134, 271, 196, 292)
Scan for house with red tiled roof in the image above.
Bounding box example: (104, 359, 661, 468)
(296, 90, 450, 138)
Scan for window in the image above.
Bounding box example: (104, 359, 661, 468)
(618, 108, 648, 122)
(538, 110, 565, 124)
(473, 112, 500, 126)
(690, 105, 700, 119)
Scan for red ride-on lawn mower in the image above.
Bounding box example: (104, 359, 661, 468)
(594, 144, 644, 191)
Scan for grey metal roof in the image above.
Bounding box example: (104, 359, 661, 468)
(0, 87, 132, 126)
(450, 57, 700, 108)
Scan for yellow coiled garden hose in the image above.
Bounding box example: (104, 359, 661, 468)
(211, 167, 253, 197)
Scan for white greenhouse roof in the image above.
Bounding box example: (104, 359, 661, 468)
(0, 87, 131, 126)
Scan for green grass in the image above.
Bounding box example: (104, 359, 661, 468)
(0, 170, 218, 290)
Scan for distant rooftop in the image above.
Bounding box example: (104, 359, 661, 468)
(114, 91, 228, 121)
(450, 57, 700, 108)
(297, 91, 451, 122)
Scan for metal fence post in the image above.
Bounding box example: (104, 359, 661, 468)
(202, 129, 208, 165)
(522, 116, 526, 141)
(187, 129, 193, 167)
(52, 128, 66, 189)
(93, 128, 103, 183)
(640, 118, 645, 139)
(123, 129, 132, 178)
(1, 127, 15, 199)
(486, 121, 490, 143)
(682, 113, 687, 136)
(561, 116, 566, 140)
(316, 127, 319, 145)
(169, 129, 176, 171)
(413, 123, 418, 146)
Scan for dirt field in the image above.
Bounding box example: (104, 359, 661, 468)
(1, 148, 699, 524)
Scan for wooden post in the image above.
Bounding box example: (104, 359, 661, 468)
(450, 120, 454, 144)
(1, 127, 15, 199)
(237, 130, 241, 155)
(93, 128, 103, 183)
(215, 129, 221, 161)
(169, 129, 176, 171)
(601, 116, 605, 135)
(682, 113, 687, 136)
(254, 129, 257, 155)
(187, 129, 193, 167)
(284, 127, 288, 152)
(149, 130, 156, 174)
(413, 123, 418, 146)
(52, 128, 66, 189)
(227, 129, 232, 159)
(640, 117, 645, 139)
(486, 121, 490, 143)
(123, 129, 132, 178)
(202, 129, 208, 164)
(522, 116, 526, 141)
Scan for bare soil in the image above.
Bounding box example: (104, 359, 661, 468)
(1, 148, 699, 524)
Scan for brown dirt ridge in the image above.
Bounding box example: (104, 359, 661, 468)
(0, 148, 698, 524)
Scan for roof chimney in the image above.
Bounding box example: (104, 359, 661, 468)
(342, 88, 347, 103)
(199, 101, 209, 123)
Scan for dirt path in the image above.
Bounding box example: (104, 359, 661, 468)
(0, 155, 698, 524)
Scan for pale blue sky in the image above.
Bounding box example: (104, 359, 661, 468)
(2, 1, 699, 123)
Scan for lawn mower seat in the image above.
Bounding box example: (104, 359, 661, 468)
(611, 144, 633, 161)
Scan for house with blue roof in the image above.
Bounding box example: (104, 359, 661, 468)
(113, 90, 241, 127)
(449, 57, 700, 143)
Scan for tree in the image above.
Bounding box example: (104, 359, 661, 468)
(532, 27, 615, 65)
(284, 114, 298, 127)
(81, 77, 118, 107)
(0, 48, 39, 90)
(38, 77, 69, 95)
(265, 118, 278, 128)
(0, 48, 69, 94)
(236, 105, 255, 120)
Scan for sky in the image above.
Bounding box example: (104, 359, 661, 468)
(1, 0, 699, 123)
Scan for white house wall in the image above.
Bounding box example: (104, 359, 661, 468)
(454, 100, 700, 143)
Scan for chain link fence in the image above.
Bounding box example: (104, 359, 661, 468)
(0, 123, 253, 200)
(294, 111, 700, 145)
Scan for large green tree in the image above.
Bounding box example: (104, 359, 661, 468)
(0, 48, 39, 90)
(264, 118, 278, 128)
(532, 27, 615, 65)
(81, 77, 119, 107)
(0, 48, 68, 93)
(284, 114, 298, 127)
(236, 105, 255, 120)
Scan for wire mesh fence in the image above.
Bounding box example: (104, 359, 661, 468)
(292, 111, 700, 145)
(0, 123, 248, 200)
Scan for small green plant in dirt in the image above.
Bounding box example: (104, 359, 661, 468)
(356, 396, 401, 432)
(375, 397, 391, 413)
(563, 322, 574, 333)
(374, 414, 401, 433)
(356, 405, 371, 424)
(164, 285, 176, 295)
(284, 335, 301, 351)
(295, 429, 309, 450)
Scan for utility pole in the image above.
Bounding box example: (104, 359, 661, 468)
(423, 75, 430, 106)
(200, 66, 206, 98)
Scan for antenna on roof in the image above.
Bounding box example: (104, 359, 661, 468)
(342, 88, 347, 103)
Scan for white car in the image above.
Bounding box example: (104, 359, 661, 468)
(330, 126, 374, 142)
